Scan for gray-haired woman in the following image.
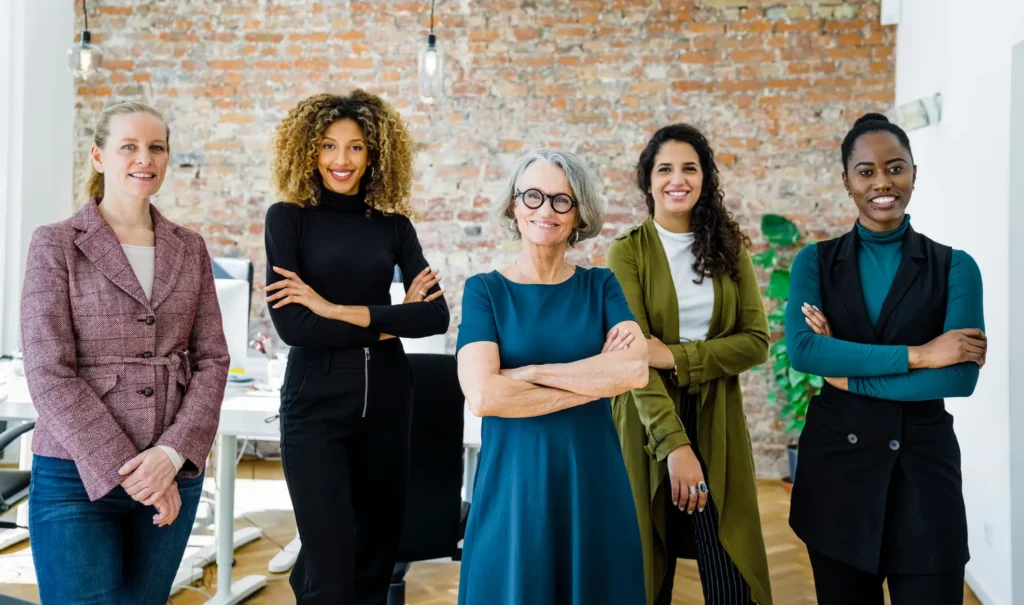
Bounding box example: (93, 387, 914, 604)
(456, 149, 648, 604)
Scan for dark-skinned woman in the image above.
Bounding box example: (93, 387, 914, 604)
(785, 113, 986, 605)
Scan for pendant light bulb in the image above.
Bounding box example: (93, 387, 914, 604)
(68, 0, 103, 80)
(418, 33, 444, 104)
(68, 31, 104, 80)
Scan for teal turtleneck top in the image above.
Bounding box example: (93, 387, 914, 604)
(785, 216, 984, 401)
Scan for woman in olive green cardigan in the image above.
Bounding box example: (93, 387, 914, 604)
(607, 124, 773, 605)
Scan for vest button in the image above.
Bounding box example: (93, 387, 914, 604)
(142, 387, 154, 397)
(847, 433, 858, 444)
(889, 439, 900, 451)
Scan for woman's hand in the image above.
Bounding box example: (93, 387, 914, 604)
(152, 481, 181, 527)
(910, 328, 987, 369)
(802, 303, 833, 337)
(265, 267, 337, 318)
(667, 445, 707, 514)
(402, 267, 445, 303)
(647, 336, 675, 371)
(802, 305, 848, 388)
(119, 448, 177, 505)
(601, 327, 635, 353)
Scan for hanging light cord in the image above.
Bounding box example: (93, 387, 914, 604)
(82, 0, 88, 31)
(429, 0, 435, 35)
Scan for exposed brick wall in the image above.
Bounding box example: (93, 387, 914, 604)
(73, 0, 895, 476)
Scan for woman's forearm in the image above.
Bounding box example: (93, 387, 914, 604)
(521, 350, 649, 398)
(469, 375, 594, 418)
(328, 305, 371, 327)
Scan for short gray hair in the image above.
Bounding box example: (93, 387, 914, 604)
(492, 149, 605, 244)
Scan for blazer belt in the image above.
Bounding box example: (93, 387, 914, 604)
(78, 351, 192, 405)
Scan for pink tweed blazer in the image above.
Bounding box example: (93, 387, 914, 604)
(20, 199, 229, 501)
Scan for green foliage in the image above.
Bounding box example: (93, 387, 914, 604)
(759, 214, 819, 438)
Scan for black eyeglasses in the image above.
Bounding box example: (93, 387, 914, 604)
(515, 188, 577, 214)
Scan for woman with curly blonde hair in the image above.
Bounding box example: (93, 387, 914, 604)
(264, 90, 450, 603)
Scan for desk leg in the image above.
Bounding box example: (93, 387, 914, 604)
(268, 536, 301, 573)
(205, 434, 267, 604)
(0, 423, 32, 550)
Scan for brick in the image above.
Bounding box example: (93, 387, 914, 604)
(730, 50, 774, 63)
(209, 60, 244, 70)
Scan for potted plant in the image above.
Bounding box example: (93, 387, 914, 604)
(752, 214, 822, 488)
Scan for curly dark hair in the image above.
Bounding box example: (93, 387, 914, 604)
(271, 90, 414, 215)
(637, 123, 750, 283)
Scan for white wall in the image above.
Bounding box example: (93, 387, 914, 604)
(895, 1, 1024, 603)
(1009, 38, 1024, 605)
(0, 0, 75, 354)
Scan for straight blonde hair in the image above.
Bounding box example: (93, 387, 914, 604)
(84, 101, 170, 201)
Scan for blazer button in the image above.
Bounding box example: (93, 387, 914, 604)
(145, 316, 155, 325)
(847, 433, 858, 444)
(142, 351, 153, 359)
(889, 439, 900, 451)
(142, 387, 154, 397)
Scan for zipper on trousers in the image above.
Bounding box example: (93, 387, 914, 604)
(362, 347, 370, 417)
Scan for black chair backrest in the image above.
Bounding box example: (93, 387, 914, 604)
(396, 353, 465, 562)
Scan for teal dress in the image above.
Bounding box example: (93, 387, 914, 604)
(456, 267, 647, 605)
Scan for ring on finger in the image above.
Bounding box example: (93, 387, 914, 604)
(417, 290, 426, 297)
(688, 486, 697, 495)
(697, 481, 708, 494)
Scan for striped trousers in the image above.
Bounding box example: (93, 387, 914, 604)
(655, 394, 754, 605)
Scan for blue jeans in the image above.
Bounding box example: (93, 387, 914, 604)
(28, 455, 204, 605)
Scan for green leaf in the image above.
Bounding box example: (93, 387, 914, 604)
(770, 340, 787, 356)
(766, 269, 791, 300)
(785, 386, 804, 404)
(776, 374, 791, 389)
(761, 214, 802, 247)
(785, 418, 803, 433)
(766, 391, 778, 407)
(773, 353, 790, 374)
(787, 366, 807, 386)
(808, 375, 825, 388)
(751, 248, 777, 268)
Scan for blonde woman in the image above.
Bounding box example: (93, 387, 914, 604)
(21, 101, 229, 604)
(264, 90, 450, 603)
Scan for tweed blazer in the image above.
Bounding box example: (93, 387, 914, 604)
(20, 199, 229, 501)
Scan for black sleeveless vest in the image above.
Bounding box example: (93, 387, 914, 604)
(788, 223, 968, 575)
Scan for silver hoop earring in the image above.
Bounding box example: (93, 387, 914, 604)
(570, 230, 580, 247)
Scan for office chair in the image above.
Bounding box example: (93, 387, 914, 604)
(0, 422, 34, 529)
(387, 353, 468, 605)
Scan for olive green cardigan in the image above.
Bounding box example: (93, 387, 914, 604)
(606, 218, 773, 605)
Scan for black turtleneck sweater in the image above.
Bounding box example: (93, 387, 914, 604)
(264, 188, 450, 350)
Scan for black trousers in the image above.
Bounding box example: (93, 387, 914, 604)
(656, 394, 754, 605)
(279, 343, 413, 605)
(809, 548, 964, 605)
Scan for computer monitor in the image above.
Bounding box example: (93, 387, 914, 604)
(215, 278, 251, 380)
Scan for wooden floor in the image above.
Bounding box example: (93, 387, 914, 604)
(0, 458, 982, 605)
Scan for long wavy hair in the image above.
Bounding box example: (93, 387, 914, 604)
(271, 90, 414, 215)
(637, 123, 749, 283)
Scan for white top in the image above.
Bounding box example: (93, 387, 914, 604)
(121, 244, 184, 472)
(653, 221, 715, 342)
(121, 244, 156, 301)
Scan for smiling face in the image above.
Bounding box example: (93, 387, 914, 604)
(843, 131, 916, 232)
(317, 119, 369, 196)
(513, 160, 578, 248)
(650, 140, 703, 226)
(90, 112, 169, 201)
